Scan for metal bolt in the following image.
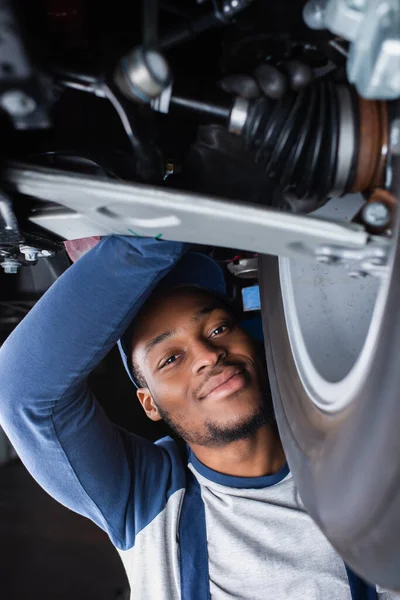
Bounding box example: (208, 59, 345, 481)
(0, 90, 37, 117)
(302, 0, 327, 30)
(1, 259, 20, 274)
(25, 251, 38, 261)
(362, 201, 391, 229)
(20, 245, 39, 262)
(390, 118, 400, 156)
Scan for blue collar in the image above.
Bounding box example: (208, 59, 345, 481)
(189, 449, 290, 489)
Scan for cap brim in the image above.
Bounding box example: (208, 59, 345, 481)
(118, 251, 226, 387)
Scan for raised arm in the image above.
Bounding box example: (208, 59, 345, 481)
(0, 236, 186, 549)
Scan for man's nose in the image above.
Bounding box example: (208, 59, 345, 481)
(191, 339, 227, 374)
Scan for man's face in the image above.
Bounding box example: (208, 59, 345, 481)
(131, 287, 273, 448)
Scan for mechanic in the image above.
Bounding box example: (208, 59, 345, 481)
(0, 236, 397, 600)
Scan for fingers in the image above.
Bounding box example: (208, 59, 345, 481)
(64, 237, 101, 263)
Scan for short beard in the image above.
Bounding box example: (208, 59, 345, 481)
(153, 388, 275, 449)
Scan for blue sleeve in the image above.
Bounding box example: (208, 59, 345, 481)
(0, 236, 186, 550)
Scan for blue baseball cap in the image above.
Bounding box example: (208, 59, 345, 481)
(117, 251, 227, 387)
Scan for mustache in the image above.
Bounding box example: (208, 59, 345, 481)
(193, 359, 249, 401)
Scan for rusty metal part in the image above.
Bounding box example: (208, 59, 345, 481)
(351, 97, 388, 193)
(375, 101, 389, 187)
(362, 188, 397, 234)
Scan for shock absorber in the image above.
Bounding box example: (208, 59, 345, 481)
(240, 81, 388, 200)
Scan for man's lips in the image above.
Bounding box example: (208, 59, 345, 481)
(199, 366, 246, 400)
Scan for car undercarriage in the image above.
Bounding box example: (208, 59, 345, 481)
(1, 0, 400, 589)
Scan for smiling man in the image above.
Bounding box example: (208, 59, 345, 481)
(129, 286, 282, 478)
(0, 236, 396, 600)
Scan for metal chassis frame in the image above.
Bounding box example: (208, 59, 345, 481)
(3, 163, 391, 269)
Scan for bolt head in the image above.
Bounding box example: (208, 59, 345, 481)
(302, 1, 326, 31)
(362, 202, 391, 228)
(20, 245, 40, 262)
(0, 90, 37, 117)
(2, 260, 20, 274)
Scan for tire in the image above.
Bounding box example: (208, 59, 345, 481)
(259, 154, 400, 588)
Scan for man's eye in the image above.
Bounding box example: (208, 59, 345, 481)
(210, 324, 229, 337)
(160, 354, 178, 368)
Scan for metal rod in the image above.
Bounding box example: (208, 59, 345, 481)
(170, 94, 231, 122)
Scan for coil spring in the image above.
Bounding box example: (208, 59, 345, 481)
(243, 81, 358, 200)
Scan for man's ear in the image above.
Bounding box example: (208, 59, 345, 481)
(136, 388, 162, 422)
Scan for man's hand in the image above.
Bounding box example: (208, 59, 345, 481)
(64, 236, 101, 263)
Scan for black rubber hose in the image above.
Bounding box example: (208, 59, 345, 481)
(344, 86, 360, 194)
